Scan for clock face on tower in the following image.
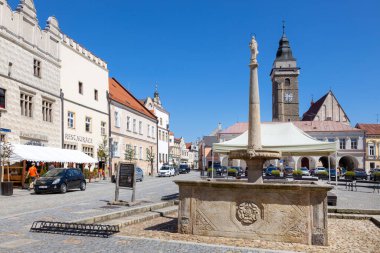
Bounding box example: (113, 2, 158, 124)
(284, 92, 293, 103)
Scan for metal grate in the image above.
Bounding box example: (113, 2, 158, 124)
(30, 221, 119, 238)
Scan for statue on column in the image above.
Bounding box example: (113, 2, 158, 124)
(249, 36, 259, 64)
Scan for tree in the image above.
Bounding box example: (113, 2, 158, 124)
(146, 147, 155, 176)
(0, 142, 13, 182)
(97, 136, 109, 165)
(124, 145, 135, 163)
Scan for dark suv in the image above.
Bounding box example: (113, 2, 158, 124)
(179, 164, 190, 174)
(34, 168, 86, 194)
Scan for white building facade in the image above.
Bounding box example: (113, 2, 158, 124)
(0, 0, 61, 147)
(109, 78, 158, 176)
(60, 35, 109, 161)
(144, 89, 169, 169)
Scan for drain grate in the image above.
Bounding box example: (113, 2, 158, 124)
(30, 221, 119, 238)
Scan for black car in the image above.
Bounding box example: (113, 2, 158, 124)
(354, 169, 368, 180)
(179, 164, 190, 174)
(34, 168, 86, 194)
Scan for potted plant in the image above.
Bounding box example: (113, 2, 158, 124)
(1, 142, 14, 196)
(83, 168, 91, 183)
(373, 172, 380, 182)
(316, 170, 328, 180)
(93, 168, 99, 182)
(271, 170, 281, 177)
(345, 171, 355, 181)
(293, 169, 303, 179)
(227, 167, 237, 177)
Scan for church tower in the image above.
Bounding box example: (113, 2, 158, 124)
(270, 24, 300, 122)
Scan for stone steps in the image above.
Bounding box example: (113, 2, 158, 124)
(73, 201, 177, 224)
(102, 205, 178, 228)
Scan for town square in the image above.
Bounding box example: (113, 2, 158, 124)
(0, 0, 380, 252)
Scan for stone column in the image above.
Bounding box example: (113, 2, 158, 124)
(246, 159, 265, 184)
(248, 37, 262, 151)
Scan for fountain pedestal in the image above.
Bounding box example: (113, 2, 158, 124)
(175, 180, 332, 245)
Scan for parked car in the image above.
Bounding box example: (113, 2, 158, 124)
(328, 168, 339, 177)
(354, 169, 368, 180)
(284, 166, 294, 176)
(158, 165, 175, 177)
(135, 167, 144, 181)
(265, 166, 280, 176)
(214, 164, 223, 175)
(179, 164, 190, 174)
(34, 168, 86, 194)
(300, 167, 310, 176)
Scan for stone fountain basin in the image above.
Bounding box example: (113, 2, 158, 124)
(175, 180, 332, 246)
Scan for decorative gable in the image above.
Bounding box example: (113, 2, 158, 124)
(302, 91, 350, 124)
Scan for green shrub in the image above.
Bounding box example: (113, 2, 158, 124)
(39, 168, 47, 177)
(207, 168, 214, 173)
(316, 170, 328, 176)
(293, 170, 302, 176)
(271, 170, 280, 176)
(374, 172, 380, 177)
(345, 171, 355, 177)
(92, 168, 98, 178)
(228, 168, 237, 173)
(83, 169, 91, 179)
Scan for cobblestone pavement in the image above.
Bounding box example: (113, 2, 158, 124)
(0, 173, 379, 252)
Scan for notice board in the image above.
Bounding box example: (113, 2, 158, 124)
(118, 163, 135, 188)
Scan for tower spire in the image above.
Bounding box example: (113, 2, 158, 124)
(282, 20, 286, 35)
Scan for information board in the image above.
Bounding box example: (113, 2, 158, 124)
(118, 163, 135, 188)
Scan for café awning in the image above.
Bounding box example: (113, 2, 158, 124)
(8, 144, 98, 164)
(213, 122, 337, 156)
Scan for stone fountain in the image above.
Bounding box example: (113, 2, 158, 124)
(175, 37, 332, 246)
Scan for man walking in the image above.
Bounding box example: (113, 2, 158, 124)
(26, 163, 39, 190)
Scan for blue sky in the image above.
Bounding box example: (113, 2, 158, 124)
(8, 0, 380, 142)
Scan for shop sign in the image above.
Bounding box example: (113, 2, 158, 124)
(65, 134, 93, 144)
(20, 132, 48, 141)
(0, 128, 11, 133)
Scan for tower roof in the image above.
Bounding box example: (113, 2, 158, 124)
(275, 24, 295, 62)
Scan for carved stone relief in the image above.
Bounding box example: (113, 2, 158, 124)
(236, 202, 261, 226)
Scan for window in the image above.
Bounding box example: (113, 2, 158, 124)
(33, 59, 41, 77)
(370, 162, 375, 169)
(115, 111, 120, 127)
(159, 153, 162, 162)
(42, 100, 53, 122)
(64, 143, 77, 150)
(152, 126, 155, 138)
(328, 138, 335, 143)
(127, 117, 130, 131)
(113, 142, 119, 157)
(0, 134, 5, 142)
(351, 138, 357, 150)
(0, 88, 5, 109)
(133, 119, 136, 133)
(285, 78, 290, 86)
(134, 146, 137, 159)
(78, 82, 83, 94)
(139, 121, 142, 134)
(159, 130, 161, 140)
(139, 147, 143, 160)
(20, 93, 33, 117)
(67, 111, 75, 128)
(339, 138, 346, 150)
(94, 89, 98, 101)
(85, 117, 92, 132)
(101, 122, 106, 136)
(147, 124, 150, 137)
(83, 146, 94, 157)
(369, 144, 375, 156)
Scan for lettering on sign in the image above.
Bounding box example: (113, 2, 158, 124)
(20, 132, 48, 141)
(118, 163, 135, 188)
(65, 134, 93, 144)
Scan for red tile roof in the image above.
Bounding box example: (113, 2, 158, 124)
(219, 122, 248, 134)
(302, 93, 328, 121)
(109, 78, 157, 121)
(355, 124, 380, 135)
(293, 121, 362, 132)
(186, 143, 192, 149)
(220, 121, 362, 135)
